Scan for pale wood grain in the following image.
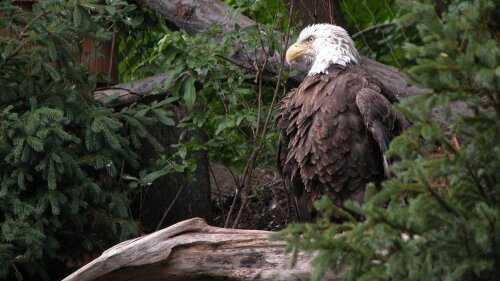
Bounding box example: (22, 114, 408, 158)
(63, 218, 343, 281)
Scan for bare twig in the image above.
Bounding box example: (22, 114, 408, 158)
(224, 183, 241, 228)
(208, 162, 226, 222)
(222, 164, 242, 228)
(351, 22, 396, 39)
(258, 178, 283, 189)
(224, 163, 241, 187)
(156, 184, 186, 231)
(216, 54, 254, 71)
(261, 1, 294, 137)
(450, 134, 460, 149)
(231, 147, 259, 228)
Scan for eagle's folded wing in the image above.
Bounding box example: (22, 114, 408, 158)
(355, 88, 410, 153)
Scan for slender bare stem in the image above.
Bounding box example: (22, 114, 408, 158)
(156, 184, 186, 231)
(209, 162, 226, 223)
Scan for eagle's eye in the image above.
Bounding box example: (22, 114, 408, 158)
(307, 36, 314, 43)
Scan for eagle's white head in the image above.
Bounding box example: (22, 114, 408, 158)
(285, 24, 360, 76)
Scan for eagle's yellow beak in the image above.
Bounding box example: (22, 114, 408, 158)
(285, 43, 308, 65)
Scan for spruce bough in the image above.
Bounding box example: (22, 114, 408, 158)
(0, 1, 160, 280)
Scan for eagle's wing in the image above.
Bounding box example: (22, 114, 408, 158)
(278, 133, 313, 221)
(276, 89, 316, 222)
(355, 88, 410, 154)
(366, 75, 400, 104)
(276, 89, 293, 177)
(276, 133, 287, 177)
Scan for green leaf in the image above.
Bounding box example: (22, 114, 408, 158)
(13, 139, 25, 162)
(143, 170, 167, 185)
(48, 159, 56, 190)
(44, 63, 61, 81)
(121, 174, 139, 182)
(182, 75, 196, 109)
(157, 96, 179, 106)
(17, 171, 25, 190)
(97, 92, 121, 104)
(47, 40, 58, 61)
(73, 6, 82, 27)
(152, 108, 175, 126)
(178, 146, 187, 159)
(26, 137, 44, 152)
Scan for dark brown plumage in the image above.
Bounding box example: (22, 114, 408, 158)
(277, 63, 409, 222)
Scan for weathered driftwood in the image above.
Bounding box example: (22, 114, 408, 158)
(63, 218, 341, 281)
(94, 0, 430, 107)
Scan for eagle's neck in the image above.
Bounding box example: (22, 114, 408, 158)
(308, 44, 360, 76)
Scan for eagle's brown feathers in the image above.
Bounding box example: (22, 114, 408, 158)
(277, 64, 409, 221)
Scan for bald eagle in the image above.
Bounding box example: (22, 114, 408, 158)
(277, 24, 409, 222)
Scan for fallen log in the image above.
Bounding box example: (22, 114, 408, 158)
(63, 218, 342, 281)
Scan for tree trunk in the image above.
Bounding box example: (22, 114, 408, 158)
(94, 73, 173, 107)
(134, 0, 254, 35)
(289, 0, 347, 27)
(63, 218, 342, 281)
(133, 105, 212, 231)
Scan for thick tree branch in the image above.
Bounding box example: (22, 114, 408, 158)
(94, 72, 172, 107)
(352, 22, 396, 39)
(134, 0, 254, 35)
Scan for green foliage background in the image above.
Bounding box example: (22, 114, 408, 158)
(340, 0, 409, 67)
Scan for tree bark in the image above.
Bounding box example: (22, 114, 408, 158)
(134, 0, 254, 35)
(94, 73, 172, 107)
(63, 218, 342, 281)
